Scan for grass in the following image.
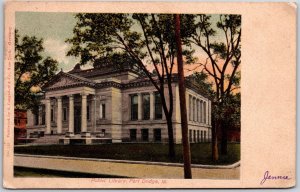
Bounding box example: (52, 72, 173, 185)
(14, 143, 240, 165)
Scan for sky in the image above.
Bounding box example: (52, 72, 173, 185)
(15, 12, 240, 92)
(16, 12, 81, 71)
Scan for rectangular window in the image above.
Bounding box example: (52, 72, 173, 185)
(189, 96, 192, 121)
(51, 108, 54, 122)
(100, 103, 105, 119)
(142, 94, 150, 120)
(154, 129, 161, 142)
(201, 130, 203, 142)
(34, 113, 39, 125)
(131, 95, 138, 120)
(203, 101, 207, 124)
(200, 101, 203, 123)
(101, 129, 106, 137)
(154, 92, 162, 119)
(193, 130, 196, 143)
(189, 130, 192, 142)
(87, 105, 90, 120)
(192, 98, 195, 121)
(196, 100, 199, 122)
(204, 131, 207, 142)
(141, 129, 149, 141)
(63, 108, 67, 121)
(101, 104, 106, 119)
(42, 105, 45, 125)
(130, 129, 137, 141)
(197, 130, 200, 142)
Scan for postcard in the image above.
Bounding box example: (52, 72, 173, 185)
(3, 1, 296, 189)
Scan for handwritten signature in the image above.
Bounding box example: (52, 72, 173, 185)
(260, 171, 291, 185)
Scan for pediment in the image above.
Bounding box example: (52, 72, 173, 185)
(43, 71, 95, 90)
(47, 76, 80, 89)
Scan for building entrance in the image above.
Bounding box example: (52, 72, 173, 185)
(74, 106, 81, 134)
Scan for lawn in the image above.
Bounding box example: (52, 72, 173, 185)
(14, 143, 240, 165)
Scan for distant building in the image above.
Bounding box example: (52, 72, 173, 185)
(26, 61, 212, 144)
(14, 109, 27, 142)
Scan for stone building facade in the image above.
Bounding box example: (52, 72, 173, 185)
(26, 63, 212, 143)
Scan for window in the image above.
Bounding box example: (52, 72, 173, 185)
(154, 92, 162, 119)
(142, 94, 150, 120)
(204, 131, 207, 142)
(193, 130, 196, 143)
(189, 130, 192, 142)
(203, 101, 207, 124)
(42, 105, 45, 125)
(87, 105, 90, 120)
(193, 98, 196, 121)
(189, 96, 192, 121)
(100, 104, 106, 119)
(141, 129, 149, 141)
(131, 95, 138, 120)
(197, 130, 200, 143)
(63, 108, 67, 121)
(200, 101, 203, 123)
(196, 100, 199, 122)
(34, 113, 39, 125)
(201, 131, 203, 142)
(101, 129, 106, 137)
(51, 108, 54, 122)
(130, 129, 137, 141)
(154, 129, 161, 142)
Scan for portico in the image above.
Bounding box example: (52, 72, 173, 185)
(43, 71, 96, 137)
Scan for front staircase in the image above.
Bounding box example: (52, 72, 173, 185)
(29, 135, 63, 145)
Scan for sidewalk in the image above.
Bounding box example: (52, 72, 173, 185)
(14, 154, 240, 179)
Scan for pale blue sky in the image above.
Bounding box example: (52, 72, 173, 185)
(16, 12, 81, 71)
(16, 12, 226, 73)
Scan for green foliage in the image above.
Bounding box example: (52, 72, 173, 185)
(15, 29, 58, 112)
(189, 71, 214, 97)
(66, 14, 195, 76)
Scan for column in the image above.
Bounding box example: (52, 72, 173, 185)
(92, 95, 97, 132)
(45, 98, 51, 134)
(138, 93, 142, 120)
(150, 92, 154, 120)
(68, 95, 74, 134)
(81, 93, 87, 133)
(57, 96, 62, 134)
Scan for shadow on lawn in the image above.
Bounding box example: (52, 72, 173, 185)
(14, 143, 240, 165)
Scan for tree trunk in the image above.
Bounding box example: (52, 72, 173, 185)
(174, 14, 192, 179)
(166, 115, 176, 161)
(220, 119, 228, 155)
(212, 117, 219, 162)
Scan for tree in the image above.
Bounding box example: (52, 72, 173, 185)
(174, 14, 192, 178)
(186, 15, 241, 158)
(66, 14, 195, 160)
(15, 29, 58, 113)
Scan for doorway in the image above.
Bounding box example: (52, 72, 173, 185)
(74, 106, 81, 134)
